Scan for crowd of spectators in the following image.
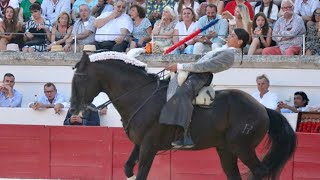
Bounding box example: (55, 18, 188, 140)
(0, 0, 318, 55)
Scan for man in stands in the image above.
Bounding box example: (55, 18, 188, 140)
(64, 103, 100, 126)
(294, 0, 320, 24)
(29, 82, 67, 114)
(251, 74, 278, 110)
(41, 0, 71, 24)
(64, 4, 96, 52)
(276, 91, 310, 113)
(94, 0, 133, 52)
(0, 73, 22, 107)
(262, 0, 306, 55)
(193, 4, 228, 54)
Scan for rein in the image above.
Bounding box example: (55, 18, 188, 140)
(93, 69, 166, 111)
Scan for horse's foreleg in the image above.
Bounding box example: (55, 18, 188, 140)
(216, 148, 241, 180)
(124, 144, 140, 179)
(135, 144, 157, 180)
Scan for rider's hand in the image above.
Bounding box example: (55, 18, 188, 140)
(165, 64, 177, 72)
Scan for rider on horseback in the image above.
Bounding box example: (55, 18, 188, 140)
(160, 28, 250, 148)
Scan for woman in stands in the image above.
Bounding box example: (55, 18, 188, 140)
(172, 7, 197, 54)
(174, 0, 199, 20)
(22, 3, 52, 52)
(0, 6, 22, 51)
(47, 12, 73, 50)
(305, 8, 320, 55)
(151, 6, 177, 53)
(248, 12, 272, 55)
(254, 0, 279, 27)
(223, 4, 252, 40)
(128, 4, 152, 51)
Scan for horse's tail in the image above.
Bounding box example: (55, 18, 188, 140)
(260, 108, 296, 179)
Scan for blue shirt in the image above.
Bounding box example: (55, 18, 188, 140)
(34, 92, 67, 106)
(197, 15, 228, 44)
(0, 89, 22, 107)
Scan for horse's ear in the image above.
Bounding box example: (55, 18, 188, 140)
(76, 52, 90, 71)
(82, 52, 90, 63)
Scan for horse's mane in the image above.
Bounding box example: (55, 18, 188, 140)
(89, 51, 147, 70)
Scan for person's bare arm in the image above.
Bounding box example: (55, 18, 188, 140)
(94, 12, 117, 28)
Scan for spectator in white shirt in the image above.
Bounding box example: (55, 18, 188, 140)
(254, 0, 279, 27)
(94, 0, 133, 52)
(251, 74, 278, 110)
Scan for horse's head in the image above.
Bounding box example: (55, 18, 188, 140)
(70, 52, 101, 115)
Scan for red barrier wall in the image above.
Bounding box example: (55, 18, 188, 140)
(0, 125, 319, 180)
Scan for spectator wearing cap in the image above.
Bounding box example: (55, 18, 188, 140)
(276, 91, 310, 113)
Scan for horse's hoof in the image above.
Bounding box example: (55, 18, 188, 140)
(127, 175, 136, 180)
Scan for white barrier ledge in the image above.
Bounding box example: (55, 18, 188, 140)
(0, 108, 297, 130)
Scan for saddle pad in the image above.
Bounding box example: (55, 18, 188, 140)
(192, 84, 215, 106)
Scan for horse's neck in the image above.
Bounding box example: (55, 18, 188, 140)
(100, 65, 155, 120)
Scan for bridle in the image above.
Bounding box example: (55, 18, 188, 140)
(74, 69, 168, 133)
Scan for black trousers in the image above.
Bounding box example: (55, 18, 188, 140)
(159, 72, 213, 131)
(96, 40, 128, 52)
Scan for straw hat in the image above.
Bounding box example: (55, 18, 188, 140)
(50, 45, 64, 52)
(5, 43, 20, 52)
(83, 45, 96, 52)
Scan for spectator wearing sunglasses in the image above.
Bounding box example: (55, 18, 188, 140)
(94, 0, 133, 52)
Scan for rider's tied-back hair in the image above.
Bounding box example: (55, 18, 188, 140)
(234, 28, 250, 64)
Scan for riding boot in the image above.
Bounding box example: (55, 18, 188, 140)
(171, 130, 194, 148)
(172, 118, 194, 148)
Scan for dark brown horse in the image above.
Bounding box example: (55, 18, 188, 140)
(70, 52, 296, 180)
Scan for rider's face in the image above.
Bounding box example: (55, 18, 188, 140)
(227, 31, 242, 48)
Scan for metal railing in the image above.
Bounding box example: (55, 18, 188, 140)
(0, 32, 315, 56)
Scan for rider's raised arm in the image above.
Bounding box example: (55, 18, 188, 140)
(177, 49, 235, 73)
